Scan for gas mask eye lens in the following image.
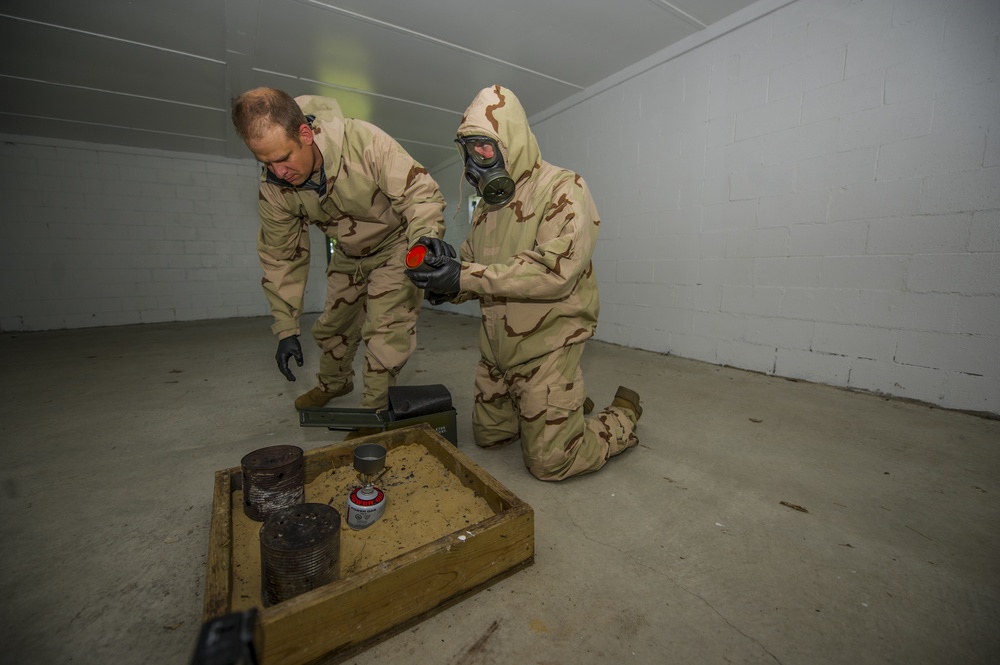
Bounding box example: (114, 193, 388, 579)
(468, 140, 496, 166)
(456, 136, 500, 168)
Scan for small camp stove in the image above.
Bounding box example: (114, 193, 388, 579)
(346, 443, 388, 530)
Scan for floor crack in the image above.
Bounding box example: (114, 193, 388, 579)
(629, 550, 784, 664)
(553, 494, 784, 664)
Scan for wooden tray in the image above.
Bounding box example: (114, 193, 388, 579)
(201, 424, 535, 665)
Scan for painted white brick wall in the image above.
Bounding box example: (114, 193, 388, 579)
(0, 136, 329, 331)
(3, 0, 994, 416)
(526, 0, 1000, 415)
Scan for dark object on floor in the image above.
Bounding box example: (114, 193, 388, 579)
(299, 384, 458, 444)
(189, 609, 261, 665)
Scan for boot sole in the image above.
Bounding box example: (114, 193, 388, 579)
(614, 386, 643, 420)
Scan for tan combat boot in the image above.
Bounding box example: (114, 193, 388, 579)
(294, 382, 354, 410)
(610, 386, 642, 421)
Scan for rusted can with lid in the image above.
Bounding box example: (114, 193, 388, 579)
(260, 503, 341, 606)
(241, 445, 305, 521)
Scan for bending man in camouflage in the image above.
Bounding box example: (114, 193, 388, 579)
(232, 88, 446, 410)
(406, 85, 642, 481)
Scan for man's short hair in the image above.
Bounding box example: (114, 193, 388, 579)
(231, 87, 308, 144)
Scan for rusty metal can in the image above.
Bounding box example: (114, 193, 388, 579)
(241, 445, 305, 521)
(260, 503, 341, 607)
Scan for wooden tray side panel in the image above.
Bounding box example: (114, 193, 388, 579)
(202, 469, 235, 620)
(260, 505, 534, 665)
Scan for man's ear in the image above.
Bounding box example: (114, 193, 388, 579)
(297, 123, 314, 145)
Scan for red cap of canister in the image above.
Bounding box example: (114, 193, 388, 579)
(406, 244, 428, 269)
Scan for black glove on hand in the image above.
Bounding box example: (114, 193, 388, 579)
(416, 236, 457, 261)
(425, 291, 452, 306)
(405, 257, 461, 295)
(275, 335, 304, 381)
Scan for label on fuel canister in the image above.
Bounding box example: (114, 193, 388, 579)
(347, 486, 386, 529)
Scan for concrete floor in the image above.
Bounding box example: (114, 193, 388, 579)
(1, 309, 998, 665)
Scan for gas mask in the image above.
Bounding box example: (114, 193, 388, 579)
(455, 136, 515, 206)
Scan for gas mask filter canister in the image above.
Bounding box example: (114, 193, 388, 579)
(456, 136, 514, 206)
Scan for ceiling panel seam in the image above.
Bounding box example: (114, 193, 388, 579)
(648, 0, 709, 29)
(0, 74, 226, 112)
(292, 0, 584, 90)
(0, 111, 225, 142)
(0, 13, 226, 64)
(253, 68, 464, 116)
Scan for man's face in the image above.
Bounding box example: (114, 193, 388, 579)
(247, 123, 318, 186)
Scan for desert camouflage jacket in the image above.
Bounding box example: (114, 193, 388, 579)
(455, 85, 601, 370)
(256, 95, 445, 338)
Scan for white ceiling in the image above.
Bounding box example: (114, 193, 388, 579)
(0, 0, 760, 171)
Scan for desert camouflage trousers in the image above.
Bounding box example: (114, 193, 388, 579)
(311, 236, 421, 409)
(472, 342, 639, 481)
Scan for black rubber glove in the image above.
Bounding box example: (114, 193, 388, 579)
(425, 291, 452, 306)
(405, 257, 461, 295)
(415, 236, 457, 260)
(275, 335, 303, 381)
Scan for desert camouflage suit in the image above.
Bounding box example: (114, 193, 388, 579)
(452, 85, 638, 481)
(257, 95, 445, 408)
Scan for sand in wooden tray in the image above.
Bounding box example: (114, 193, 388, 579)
(230, 443, 495, 610)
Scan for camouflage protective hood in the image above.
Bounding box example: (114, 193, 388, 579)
(295, 94, 345, 169)
(296, 94, 343, 122)
(457, 85, 541, 189)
